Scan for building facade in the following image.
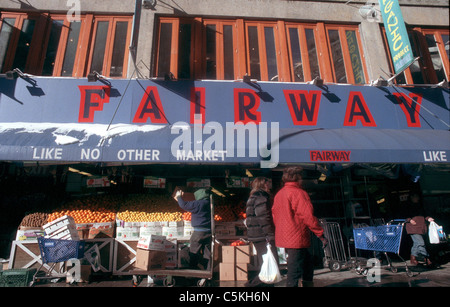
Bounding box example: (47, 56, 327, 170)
(1, 0, 448, 85)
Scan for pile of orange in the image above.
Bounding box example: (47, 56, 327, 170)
(47, 195, 119, 224)
(47, 207, 116, 224)
(117, 194, 183, 222)
(182, 211, 192, 221)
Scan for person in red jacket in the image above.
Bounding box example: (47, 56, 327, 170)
(272, 166, 327, 287)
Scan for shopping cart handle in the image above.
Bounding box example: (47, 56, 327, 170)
(388, 219, 406, 225)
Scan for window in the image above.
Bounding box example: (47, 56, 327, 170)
(286, 24, 321, 82)
(86, 16, 132, 78)
(325, 25, 367, 84)
(384, 28, 449, 84)
(245, 22, 282, 81)
(154, 17, 368, 85)
(0, 11, 132, 78)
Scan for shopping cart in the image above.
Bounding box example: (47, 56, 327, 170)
(353, 219, 413, 276)
(31, 237, 85, 285)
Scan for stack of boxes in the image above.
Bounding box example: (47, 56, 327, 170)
(135, 234, 179, 270)
(42, 215, 79, 240)
(219, 245, 252, 281)
(135, 234, 167, 270)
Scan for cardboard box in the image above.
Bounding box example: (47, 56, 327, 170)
(140, 225, 163, 236)
(88, 222, 115, 239)
(235, 263, 249, 281)
(15, 228, 44, 241)
(219, 262, 249, 281)
(221, 245, 251, 264)
(183, 221, 194, 237)
(137, 234, 166, 251)
(43, 215, 76, 236)
(116, 227, 140, 239)
(219, 262, 235, 281)
(46, 224, 80, 240)
(135, 249, 166, 270)
(162, 226, 184, 238)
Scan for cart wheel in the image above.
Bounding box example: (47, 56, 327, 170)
(406, 269, 414, 277)
(163, 276, 176, 287)
(390, 266, 398, 273)
(197, 279, 210, 287)
(132, 275, 142, 287)
(329, 261, 342, 272)
(355, 265, 363, 275)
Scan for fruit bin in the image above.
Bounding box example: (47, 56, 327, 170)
(0, 268, 37, 287)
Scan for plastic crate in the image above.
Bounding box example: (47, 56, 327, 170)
(37, 238, 85, 263)
(0, 268, 37, 287)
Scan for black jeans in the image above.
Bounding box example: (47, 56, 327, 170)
(189, 231, 212, 270)
(285, 248, 314, 287)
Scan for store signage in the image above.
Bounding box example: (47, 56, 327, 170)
(310, 150, 351, 162)
(1, 78, 449, 165)
(77, 85, 424, 128)
(422, 151, 447, 162)
(378, 0, 414, 74)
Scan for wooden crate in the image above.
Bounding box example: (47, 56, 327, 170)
(84, 238, 114, 273)
(8, 238, 114, 273)
(113, 239, 140, 275)
(8, 241, 60, 272)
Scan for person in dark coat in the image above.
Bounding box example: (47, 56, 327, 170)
(272, 166, 328, 287)
(174, 188, 212, 270)
(244, 177, 278, 287)
(404, 193, 434, 266)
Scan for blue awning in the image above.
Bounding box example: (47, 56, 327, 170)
(1, 123, 449, 165)
(1, 77, 449, 166)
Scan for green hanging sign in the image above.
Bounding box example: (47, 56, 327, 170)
(378, 0, 414, 74)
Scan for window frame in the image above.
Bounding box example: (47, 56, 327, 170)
(0, 11, 132, 78)
(153, 17, 369, 85)
(383, 27, 449, 84)
(324, 24, 368, 84)
(202, 19, 240, 80)
(86, 16, 132, 78)
(285, 22, 322, 82)
(244, 20, 284, 82)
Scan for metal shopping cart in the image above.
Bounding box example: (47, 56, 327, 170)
(31, 237, 85, 285)
(320, 219, 365, 272)
(353, 219, 413, 276)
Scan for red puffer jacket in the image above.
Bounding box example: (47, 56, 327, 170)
(272, 182, 324, 249)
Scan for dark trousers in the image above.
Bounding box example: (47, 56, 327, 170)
(246, 240, 278, 287)
(189, 231, 211, 270)
(285, 248, 314, 287)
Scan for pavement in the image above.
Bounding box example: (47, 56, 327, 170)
(28, 258, 450, 288)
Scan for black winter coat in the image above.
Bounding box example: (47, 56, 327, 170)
(245, 190, 275, 242)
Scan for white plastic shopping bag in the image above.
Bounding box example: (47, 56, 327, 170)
(258, 243, 282, 284)
(429, 221, 445, 244)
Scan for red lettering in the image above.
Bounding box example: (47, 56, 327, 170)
(234, 88, 261, 124)
(190, 87, 206, 124)
(133, 86, 168, 124)
(283, 90, 322, 126)
(393, 92, 422, 127)
(78, 86, 110, 122)
(344, 92, 376, 127)
(310, 150, 351, 162)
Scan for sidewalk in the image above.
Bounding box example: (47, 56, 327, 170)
(30, 260, 450, 287)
